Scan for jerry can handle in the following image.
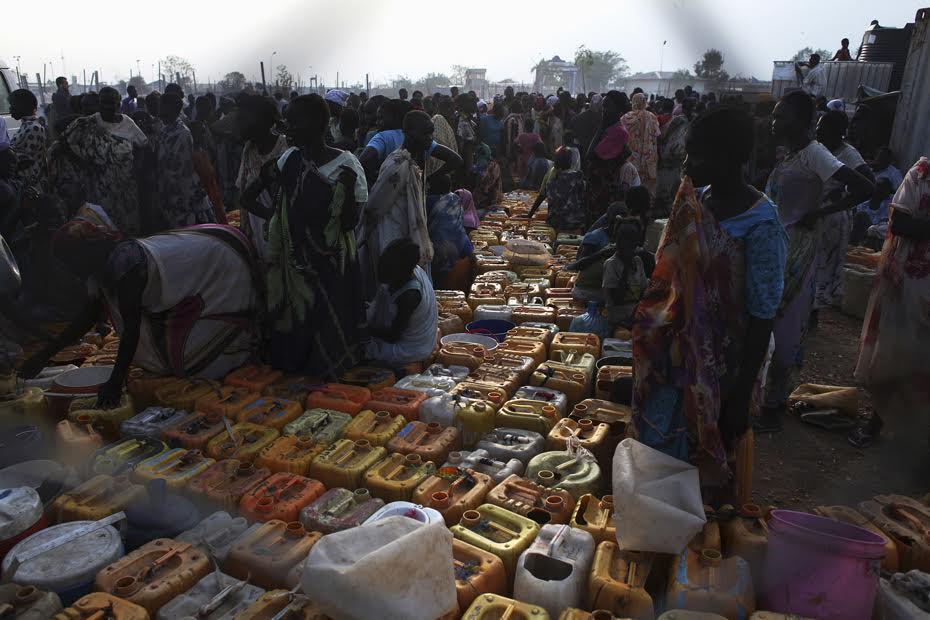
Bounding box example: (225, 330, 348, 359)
(546, 524, 570, 556)
(2, 511, 127, 583)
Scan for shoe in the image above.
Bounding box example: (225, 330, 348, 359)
(753, 407, 784, 433)
(848, 416, 883, 449)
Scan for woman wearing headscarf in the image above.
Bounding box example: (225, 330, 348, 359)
(427, 174, 474, 291)
(585, 91, 641, 226)
(242, 94, 368, 376)
(634, 107, 787, 495)
(759, 91, 872, 432)
(655, 98, 694, 214)
(527, 146, 586, 232)
(20, 218, 261, 407)
(622, 92, 661, 191)
(427, 97, 459, 179)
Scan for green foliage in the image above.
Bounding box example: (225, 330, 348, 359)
(222, 71, 247, 91)
(275, 64, 293, 91)
(792, 46, 833, 62)
(574, 46, 629, 92)
(694, 48, 729, 82)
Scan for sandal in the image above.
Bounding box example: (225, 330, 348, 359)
(753, 407, 784, 433)
(848, 416, 883, 448)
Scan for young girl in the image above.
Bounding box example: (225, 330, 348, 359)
(603, 218, 649, 328)
(366, 239, 439, 367)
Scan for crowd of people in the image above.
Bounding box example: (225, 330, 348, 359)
(0, 61, 924, 468)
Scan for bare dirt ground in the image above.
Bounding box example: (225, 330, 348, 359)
(753, 308, 929, 510)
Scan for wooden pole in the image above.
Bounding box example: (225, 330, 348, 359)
(260, 62, 267, 94)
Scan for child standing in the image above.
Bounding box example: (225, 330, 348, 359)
(603, 218, 648, 328)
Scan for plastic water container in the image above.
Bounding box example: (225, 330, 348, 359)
(467, 367, 523, 399)
(446, 450, 524, 482)
(55, 418, 104, 467)
(132, 448, 216, 490)
(126, 369, 176, 412)
(340, 366, 397, 391)
(187, 460, 272, 512)
(548, 418, 612, 472)
(308, 439, 386, 490)
(95, 537, 212, 615)
(282, 409, 350, 444)
(363, 453, 437, 502)
(0, 583, 62, 618)
(154, 379, 221, 412)
(119, 407, 190, 440)
(254, 435, 326, 476)
(2, 518, 124, 605)
(667, 538, 756, 619)
(413, 467, 496, 526)
(761, 509, 886, 620)
(514, 386, 569, 417)
(56, 592, 149, 619)
(224, 521, 321, 590)
(363, 387, 427, 422)
(551, 333, 601, 359)
(841, 265, 875, 319)
(814, 504, 898, 571)
(363, 501, 445, 525)
(569, 495, 616, 545)
(205, 423, 279, 461)
(486, 474, 576, 526)
(450, 381, 506, 407)
(439, 312, 466, 336)
(176, 511, 250, 564)
(238, 472, 325, 523)
(570, 400, 632, 449)
(224, 365, 284, 393)
(497, 400, 560, 435)
(194, 386, 261, 419)
(67, 394, 134, 439)
(461, 593, 550, 619)
(235, 397, 303, 430)
(587, 542, 656, 620)
(468, 291, 507, 311)
(530, 364, 589, 409)
(235, 590, 329, 619)
(342, 410, 406, 446)
(478, 428, 546, 465)
(438, 343, 488, 371)
(439, 299, 475, 324)
(474, 305, 514, 323)
(49, 474, 144, 524)
(526, 452, 602, 500)
(263, 375, 322, 403)
(506, 326, 555, 348)
(0, 488, 46, 562)
(155, 571, 265, 619)
(87, 437, 168, 476)
(394, 373, 460, 397)
(425, 363, 471, 382)
(878, 573, 930, 620)
(22, 365, 78, 391)
(453, 538, 508, 612)
(719, 504, 769, 595)
(514, 524, 596, 618)
(860, 494, 930, 571)
(124, 480, 201, 550)
(300, 488, 385, 534)
(305, 384, 370, 416)
(161, 411, 226, 451)
(595, 365, 632, 400)
(452, 504, 541, 585)
(387, 421, 462, 465)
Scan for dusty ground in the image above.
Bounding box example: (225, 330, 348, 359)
(753, 308, 929, 511)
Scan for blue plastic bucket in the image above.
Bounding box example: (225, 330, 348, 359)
(465, 319, 516, 343)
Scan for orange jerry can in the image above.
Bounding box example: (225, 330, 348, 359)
(50, 474, 145, 523)
(225, 521, 321, 591)
(132, 448, 216, 490)
(205, 423, 279, 461)
(340, 367, 396, 391)
(439, 299, 475, 324)
(387, 421, 462, 465)
(235, 590, 329, 619)
(587, 542, 656, 620)
(413, 467, 496, 525)
(496, 340, 547, 367)
(859, 494, 930, 571)
(154, 379, 221, 412)
(264, 375, 322, 403)
(483, 353, 537, 385)
(548, 418, 612, 471)
(193, 385, 260, 419)
(308, 439, 387, 490)
(595, 366, 632, 400)
(543, 287, 574, 300)
(466, 367, 522, 400)
(342, 410, 406, 446)
(485, 474, 576, 525)
(363, 387, 427, 422)
(451, 505, 542, 584)
(510, 305, 558, 326)
(814, 504, 898, 571)
(570, 400, 632, 447)
(439, 313, 466, 336)
(461, 594, 549, 619)
(236, 397, 303, 430)
(187, 459, 271, 511)
(127, 368, 176, 412)
(437, 289, 468, 303)
(506, 326, 555, 348)
(571, 495, 616, 544)
(53, 593, 149, 620)
(470, 281, 503, 297)
(453, 539, 508, 611)
(224, 365, 284, 393)
(239, 472, 326, 523)
(496, 400, 561, 435)
(363, 453, 437, 502)
(161, 411, 226, 450)
(56, 416, 104, 466)
(255, 435, 328, 475)
(530, 364, 589, 409)
(305, 384, 371, 416)
(551, 333, 601, 359)
(718, 504, 769, 595)
(450, 382, 507, 408)
(94, 538, 211, 615)
(438, 343, 487, 371)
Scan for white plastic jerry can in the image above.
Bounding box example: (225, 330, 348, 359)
(513, 524, 596, 619)
(477, 428, 546, 465)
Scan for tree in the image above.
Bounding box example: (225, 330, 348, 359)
(128, 75, 146, 93)
(222, 71, 247, 91)
(673, 68, 693, 79)
(159, 55, 194, 83)
(450, 65, 468, 86)
(414, 73, 451, 94)
(392, 75, 413, 91)
(275, 64, 293, 92)
(792, 46, 833, 62)
(574, 46, 629, 92)
(694, 48, 729, 82)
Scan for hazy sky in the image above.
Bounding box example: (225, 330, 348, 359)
(5, 0, 923, 88)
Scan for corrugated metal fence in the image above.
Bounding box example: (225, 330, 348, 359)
(771, 60, 894, 100)
(890, 8, 930, 171)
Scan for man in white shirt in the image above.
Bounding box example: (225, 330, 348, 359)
(796, 53, 826, 99)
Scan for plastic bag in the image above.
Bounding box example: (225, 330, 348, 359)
(612, 438, 706, 554)
(569, 302, 612, 340)
(503, 239, 550, 266)
(300, 516, 456, 620)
